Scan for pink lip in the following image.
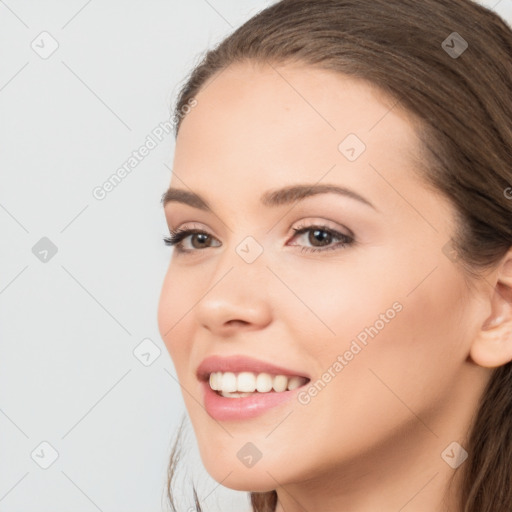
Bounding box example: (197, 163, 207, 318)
(201, 382, 306, 421)
(196, 354, 310, 381)
(196, 354, 310, 421)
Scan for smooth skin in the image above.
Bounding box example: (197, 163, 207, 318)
(158, 61, 512, 512)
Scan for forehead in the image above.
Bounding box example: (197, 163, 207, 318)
(171, 61, 426, 209)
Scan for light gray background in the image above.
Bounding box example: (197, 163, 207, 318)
(0, 1, 510, 511)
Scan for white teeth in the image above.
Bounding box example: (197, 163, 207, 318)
(272, 375, 288, 392)
(208, 371, 307, 395)
(209, 372, 221, 391)
(221, 372, 237, 393)
(287, 376, 303, 390)
(219, 391, 253, 398)
(256, 373, 273, 392)
(237, 372, 257, 392)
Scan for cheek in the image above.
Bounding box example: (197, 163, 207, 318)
(276, 254, 403, 353)
(157, 265, 195, 364)
(285, 239, 466, 360)
(284, 249, 470, 422)
(251, 269, 467, 482)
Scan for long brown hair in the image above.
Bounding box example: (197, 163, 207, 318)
(166, 1, 512, 510)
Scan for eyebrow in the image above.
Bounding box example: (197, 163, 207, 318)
(161, 183, 377, 211)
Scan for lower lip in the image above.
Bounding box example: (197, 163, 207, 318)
(201, 381, 304, 421)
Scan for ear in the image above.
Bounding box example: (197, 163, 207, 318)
(470, 249, 512, 368)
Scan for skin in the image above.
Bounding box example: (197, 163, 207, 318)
(158, 61, 512, 512)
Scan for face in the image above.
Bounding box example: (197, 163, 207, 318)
(158, 61, 486, 492)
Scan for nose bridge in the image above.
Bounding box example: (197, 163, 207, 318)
(195, 232, 273, 330)
(214, 233, 271, 300)
(214, 212, 270, 280)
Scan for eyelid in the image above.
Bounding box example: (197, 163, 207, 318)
(169, 218, 352, 241)
(292, 217, 356, 239)
(169, 221, 210, 234)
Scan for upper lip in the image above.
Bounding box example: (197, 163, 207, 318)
(196, 355, 310, 382)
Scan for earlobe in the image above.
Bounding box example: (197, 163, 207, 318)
(469, 251, 512, 368)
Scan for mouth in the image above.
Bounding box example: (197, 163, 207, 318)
(196, 355, 311, 417)
(197, 354, 311, 394)
(208, 371, 310, 398)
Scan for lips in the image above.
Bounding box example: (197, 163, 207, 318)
(195, 354, 311, 420)
(196, 354, 310, 382)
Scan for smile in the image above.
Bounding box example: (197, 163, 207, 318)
(209, 371, 309, 397)
(197, 354, 311, 420)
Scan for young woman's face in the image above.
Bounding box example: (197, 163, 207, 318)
(158, 62, 488, 493)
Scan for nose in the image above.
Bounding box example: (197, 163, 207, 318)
(195, 262, 273, 336)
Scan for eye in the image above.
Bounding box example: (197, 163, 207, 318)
(288, 224, 354, 253)
(163, 227, 220, 253)
(163, 224, 355, 255)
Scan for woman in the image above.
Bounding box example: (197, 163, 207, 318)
(157, 0, 512, 510)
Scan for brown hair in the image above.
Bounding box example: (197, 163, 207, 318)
(166, 1, 512, 510)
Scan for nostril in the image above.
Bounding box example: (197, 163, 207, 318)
(226, 320, 249, 326)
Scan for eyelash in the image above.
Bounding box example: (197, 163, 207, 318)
(163, 224, 354, 255)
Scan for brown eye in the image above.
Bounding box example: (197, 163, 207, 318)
(190, 232, 212, 248)
(307, 228, 333, 247)
(290, 225, 354, 254)
(163, 228, 220, 253)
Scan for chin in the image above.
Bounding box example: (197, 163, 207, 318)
(203, 464, 279, 493)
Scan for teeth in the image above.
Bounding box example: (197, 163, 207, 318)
(208, 371, 307, 395)
(272, 375, 288, 392)
(287, 376, 303, 390)
(256, 373, 273, 392)
(238, 372, 256, 392)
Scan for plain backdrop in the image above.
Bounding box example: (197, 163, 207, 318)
(0, 1, 510, 511)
